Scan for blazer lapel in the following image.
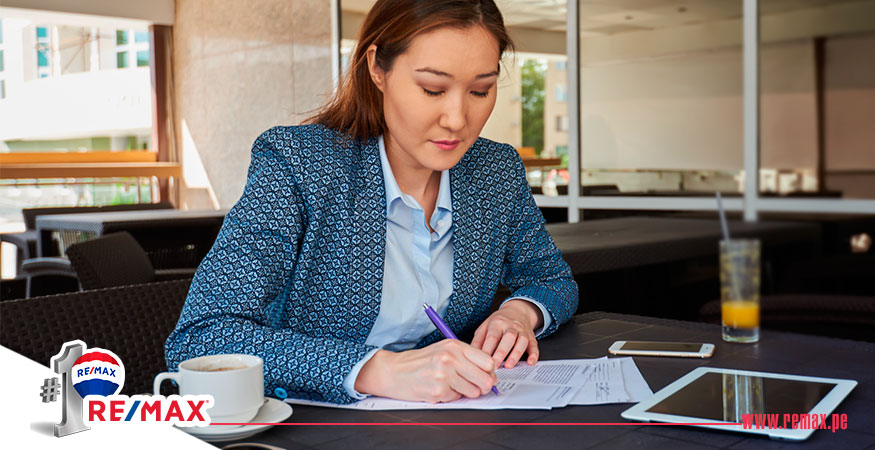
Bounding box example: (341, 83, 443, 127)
(442, 143, 492, 339)
(346, 135, 386, 342)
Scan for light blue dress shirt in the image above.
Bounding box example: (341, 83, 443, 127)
(341, 136, 551, 398)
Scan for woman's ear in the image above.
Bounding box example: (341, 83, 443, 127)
(366, 44, 386, 92)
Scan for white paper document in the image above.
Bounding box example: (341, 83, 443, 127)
(562, 356, 653, 405)
(568, 358, 629, 404)
(619, 357, 654, 402)
(283, 357, 652, 411)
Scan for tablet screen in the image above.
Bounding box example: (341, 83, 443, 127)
(645, 372, 837, 421)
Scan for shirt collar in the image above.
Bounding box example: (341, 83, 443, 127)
(378, 135, 452, 213)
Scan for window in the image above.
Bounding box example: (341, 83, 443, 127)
(0, 80, 5, 99)
(136, 50, 149, 67)
(555, 84, 567, 102)
(556, 115, 569, 132)
(556, 61, 566, 71)
(556, 145, 568, 157)
(115, 28, 149, 70)
(36, 26, 51, 77)
(0, 49, 4, 72)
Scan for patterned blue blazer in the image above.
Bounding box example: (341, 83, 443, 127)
(165, 124, 578, 404)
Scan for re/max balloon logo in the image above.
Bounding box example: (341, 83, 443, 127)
(47, 341, 215, 438)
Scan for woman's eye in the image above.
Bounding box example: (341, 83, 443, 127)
(422, 88, 489, 98)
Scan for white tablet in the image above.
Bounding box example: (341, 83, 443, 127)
(621, 367, 857, 441)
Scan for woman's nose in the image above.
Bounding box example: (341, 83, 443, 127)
(439, 96, 466, 131)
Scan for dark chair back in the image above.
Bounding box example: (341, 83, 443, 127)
(65, 232, 156, 290)
(0, 279, 191, 395)
(698, 294, 875, 342)
(778, 254, 875, 297)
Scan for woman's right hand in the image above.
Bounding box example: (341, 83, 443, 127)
(354, 340, 498, 403)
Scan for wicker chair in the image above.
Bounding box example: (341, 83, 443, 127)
(0, 279, 191, 395)
(65, 232, 196, 291)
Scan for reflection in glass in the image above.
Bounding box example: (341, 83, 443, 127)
(578, 0, 743, 196)
(757, 0, 875, 200)
(570, 0, 875, 199)
(722, 373, 764, 422)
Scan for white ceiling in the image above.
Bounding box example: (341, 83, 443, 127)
(342, 0, 872, 36)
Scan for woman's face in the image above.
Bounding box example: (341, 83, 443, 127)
(367, 25, 501, 172)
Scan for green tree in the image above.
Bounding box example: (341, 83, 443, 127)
(520, 59, 545, 155)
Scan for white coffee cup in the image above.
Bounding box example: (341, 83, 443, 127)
(154, 354, 264, 425)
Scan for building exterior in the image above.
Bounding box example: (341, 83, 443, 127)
(0, 16, 152, 151)
(543, 58, 568, 160)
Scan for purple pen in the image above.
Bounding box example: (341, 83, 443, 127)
(422, 303, 501, 396)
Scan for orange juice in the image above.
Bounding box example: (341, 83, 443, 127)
(722, 301, 760, 329)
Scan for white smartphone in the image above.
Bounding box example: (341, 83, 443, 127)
(608, 340, 715, 358)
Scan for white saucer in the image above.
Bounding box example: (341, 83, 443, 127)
(179, 398, 293, 442)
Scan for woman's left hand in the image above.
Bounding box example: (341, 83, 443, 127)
(471, 299, 543, 369)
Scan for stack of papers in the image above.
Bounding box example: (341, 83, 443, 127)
(284, 357, 653, 411)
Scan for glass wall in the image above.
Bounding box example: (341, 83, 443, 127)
(758, 0, 875, 201)
(335, 0, 874, 220)
(577, 0, 743, 197)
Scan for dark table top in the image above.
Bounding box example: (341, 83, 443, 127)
(34, 209, 228, 257)
(547, 217, 820, 274)
(35, 209, 228, 233)
(228, 312, 875, 449)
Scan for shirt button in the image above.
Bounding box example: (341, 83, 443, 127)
(273, 387, 288, 399)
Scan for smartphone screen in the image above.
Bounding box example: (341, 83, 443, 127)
(619, 341, 703, 352)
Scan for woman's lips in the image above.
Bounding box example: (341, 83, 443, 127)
(431, 140, 461, 151)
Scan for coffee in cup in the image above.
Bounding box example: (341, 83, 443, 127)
(154, 354, 264, 425)
(196, 367, 241, 372)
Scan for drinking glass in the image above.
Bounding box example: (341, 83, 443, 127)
(720, 239, 760, 343)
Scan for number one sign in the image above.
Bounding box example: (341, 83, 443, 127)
(51, 340, 90, 437)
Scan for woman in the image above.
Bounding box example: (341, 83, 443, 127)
(165, 0, 578, 405)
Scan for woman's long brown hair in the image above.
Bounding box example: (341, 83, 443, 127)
(303, 0, 514, 141)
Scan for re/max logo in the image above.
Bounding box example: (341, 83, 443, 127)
(84, 395, 214, 426)
(77, 366, 117, 377)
